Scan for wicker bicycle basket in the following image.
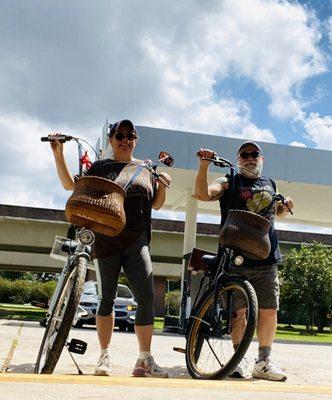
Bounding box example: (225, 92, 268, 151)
(219, 209, 271, 260)
(65, 176, 126, 237)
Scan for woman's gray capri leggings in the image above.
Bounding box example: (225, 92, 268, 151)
(94, 233, 155, 325)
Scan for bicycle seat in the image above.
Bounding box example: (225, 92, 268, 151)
(61, 241, 78, 254)
(201, 255, 218, 269)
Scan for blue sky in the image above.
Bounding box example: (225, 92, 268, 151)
(212, 0, 332, 148)
(0, 0, 331, 232)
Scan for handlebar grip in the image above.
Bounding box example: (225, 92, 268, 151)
(40, 135, 73, 143)
(196, 150, 217, 159)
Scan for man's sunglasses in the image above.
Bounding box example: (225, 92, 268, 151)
(239, 151, 261, 159)
(113, 132, 137, 141)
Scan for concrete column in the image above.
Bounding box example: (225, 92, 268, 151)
(179, 189, 197, 331)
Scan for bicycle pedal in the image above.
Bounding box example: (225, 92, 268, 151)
(66, 339, 87, 355)
(173, 347, 185, 354)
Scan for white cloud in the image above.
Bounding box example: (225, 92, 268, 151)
(289, 141, 307, 147)
(135, 0, 326, 133)
(153, 1, 328, 144)
(147, 97, 276, 142)
(0, 112, 80, 208)
(0, 183, 57, 209)
(209, 0, 325, 122)
(0, 1, 326, 138)
(327, 16, 332, 45)
(304, 112, 332, 150)
(0, 0, 329, 208)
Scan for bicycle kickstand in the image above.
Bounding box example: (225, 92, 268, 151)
(65, 338, 87, 375)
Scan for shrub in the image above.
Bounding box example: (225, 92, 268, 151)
(0, 278, 57, 304)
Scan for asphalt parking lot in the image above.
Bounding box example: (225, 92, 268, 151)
(0, 319, 331, 400)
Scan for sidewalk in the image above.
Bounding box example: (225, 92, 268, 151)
(0, 319, 331, 400)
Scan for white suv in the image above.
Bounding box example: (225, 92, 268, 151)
(75, 281, 137, 331)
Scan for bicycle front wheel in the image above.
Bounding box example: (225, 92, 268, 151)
(35, 256, 87, 374)
(185, 279, 257, 380)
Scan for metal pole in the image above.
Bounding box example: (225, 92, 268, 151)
(179, 189, 197, 333)
(78, 142, 84, 177)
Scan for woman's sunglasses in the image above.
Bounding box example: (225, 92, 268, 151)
(239, 151, 261, 159)
(113, 132, 137, 141)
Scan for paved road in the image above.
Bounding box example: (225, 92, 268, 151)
(0, 319, 331, 400)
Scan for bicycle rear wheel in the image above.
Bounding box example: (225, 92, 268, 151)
(185, 279, 257, 379)
(34, 256, 87, 374)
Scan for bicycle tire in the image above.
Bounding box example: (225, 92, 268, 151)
(185, 279, 257, 380)
(34, 256, 87, 374)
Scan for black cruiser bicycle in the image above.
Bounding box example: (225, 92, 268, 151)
(184, 154, 292, 380)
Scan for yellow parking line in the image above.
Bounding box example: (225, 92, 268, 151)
(0, 323, 23, 372)
(0, 374, 331, 395)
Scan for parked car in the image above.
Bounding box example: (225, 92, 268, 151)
(73, 281, 137, 331)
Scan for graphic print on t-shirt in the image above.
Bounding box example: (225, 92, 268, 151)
(239, 184, 274, 217)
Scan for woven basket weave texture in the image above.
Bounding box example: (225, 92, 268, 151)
(65, 176, 126, 237)
(219, 209, 271, 260)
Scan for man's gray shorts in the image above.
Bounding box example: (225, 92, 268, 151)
(231, 264, 280, 310)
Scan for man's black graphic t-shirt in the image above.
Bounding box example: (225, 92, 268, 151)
(219, 174, 282, 267)
(83, 159, 156, 259)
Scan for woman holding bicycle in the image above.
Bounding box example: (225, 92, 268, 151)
(195, 141, 294, 382)
(49, 119, 171, 378)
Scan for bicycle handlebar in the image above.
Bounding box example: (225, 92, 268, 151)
(196, 150, 233, 168)
(197, 150, 293, 215)
(203, 155, 233, 168)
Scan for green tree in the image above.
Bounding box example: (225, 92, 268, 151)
(165, 290, 181, 316)
(281, 243, 332, 333)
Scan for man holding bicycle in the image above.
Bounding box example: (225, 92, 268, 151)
(195, 141, 294, 381)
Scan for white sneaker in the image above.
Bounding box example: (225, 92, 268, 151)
(252, 357, 287, 381)
(229, 357, 250, 378)
(95, 353, 112, 376)
(132, 355, 169, 378)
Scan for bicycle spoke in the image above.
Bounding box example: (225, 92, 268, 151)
(204, 337, 225, 369)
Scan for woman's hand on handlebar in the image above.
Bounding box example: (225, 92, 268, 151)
(48, 133, 65, 155)
(197, 148, 217, 167)
(157, 171, 172, 189)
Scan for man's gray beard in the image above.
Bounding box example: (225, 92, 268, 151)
(239, 162, 263, 178)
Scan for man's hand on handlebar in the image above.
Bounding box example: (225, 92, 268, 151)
(197, 148, 217, 167)
(276, 195, 294, 216)
(281, 196, 294, 212)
